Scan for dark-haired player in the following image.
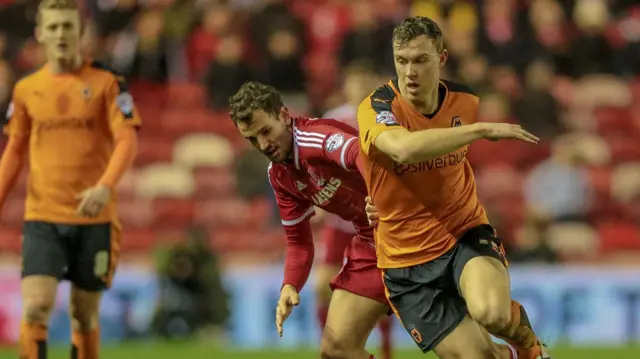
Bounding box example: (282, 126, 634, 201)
(229, 81, 389, 359)
(357, 16, 549, 359)
(0, 0, 140, 358)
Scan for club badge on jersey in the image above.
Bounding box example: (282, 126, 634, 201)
(325, 134, 345, 152)
(376, 111, 397, 126)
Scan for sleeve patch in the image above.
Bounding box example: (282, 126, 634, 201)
(325, 133, 345, 152)
(5, 102, 14, 120)
(116, 92, 134, 119)
(375, 111, 397, 125)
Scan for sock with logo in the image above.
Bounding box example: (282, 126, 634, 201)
(20, 321, 47, 359)
(493, 301, 539, 350)
(378, 316, 392, 359)
(71, 328, 99, 359)
(317, 305, 329, 330)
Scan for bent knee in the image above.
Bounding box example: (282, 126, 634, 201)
(23, 297, 55, 325)
(468, 300, 511, 331)
(320, 331, 356, 359)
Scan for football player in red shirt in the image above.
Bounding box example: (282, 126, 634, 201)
(229, 81, 389, 359)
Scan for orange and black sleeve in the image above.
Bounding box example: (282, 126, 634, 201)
(357, 83, 402, 156)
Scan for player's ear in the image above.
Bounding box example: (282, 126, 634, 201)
(35, 26, 44, 44)
(280, 106, 291, 125)
(439, 49, 448, 68)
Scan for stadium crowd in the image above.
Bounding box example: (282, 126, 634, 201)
(1, 0, 639, 266)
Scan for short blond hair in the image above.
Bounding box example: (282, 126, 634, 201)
(37, 0, 79, 24)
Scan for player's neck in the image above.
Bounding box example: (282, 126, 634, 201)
(405, 85, 439, 115)
(48, 55, 83, 74)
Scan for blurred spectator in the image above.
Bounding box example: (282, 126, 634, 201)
(257, 29, 306, 95)
(203, 34, 251, 110)
(569, 0, 616, 77)
(524, 134, 594, 224)
(512, 59, 564, 140)
(0, 60, 13, 116)
(152, 226, 229, 339)
(249, 0, 306, 60)
(129, 10, 169, 82)
(508, 223, 560, 264)
(187, 4, 234, 79)
(339, 0, 394, 73)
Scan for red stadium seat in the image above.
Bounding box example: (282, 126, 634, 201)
(166, 83, 206, 108)
(593, 107, 634, 137)
(607, 137, 640, 164)
(0, 198, 24, 227)
(193, 167, 236, 199)
(135, 137, 174, 165)
(194, 197, 249, 228)
(597, 222, 640, 253)
(121, 228, 156, 252)
(118, 199, 154, 228)
(0, 228, 22, 253)
(152, 198, 196, 229)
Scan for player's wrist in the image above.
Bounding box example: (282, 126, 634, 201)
(471, 123, 489, 139)
(281, 283, 299, 293)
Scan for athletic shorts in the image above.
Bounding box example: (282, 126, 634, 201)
(321, 225, 353, 265)
(329, 236, 390, 307)
(21, 221, 122, 291)
(382, 225, 507, 352)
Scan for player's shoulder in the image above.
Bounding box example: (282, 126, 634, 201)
(13, 67, 47, 94)
(294, 117, 356, 136)
(442, 79, 478, 98)
(88, 61, 129, 89)
(267, 161, 290, 189)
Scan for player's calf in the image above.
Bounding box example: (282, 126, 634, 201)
(70, 286, 102, 359)
(21, 275, 58, 359)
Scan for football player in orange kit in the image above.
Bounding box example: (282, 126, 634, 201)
(357, 17, 550, 359)
(0, 0, 140, 358)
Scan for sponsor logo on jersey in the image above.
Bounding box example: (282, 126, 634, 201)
(325, 133, 344, 152)
(308, 169, 325, 186)
(451, 116, 462, 127)
(375, 111, 397, 125)
(311, 178, 342, 206)
(394, 149, 468, 175)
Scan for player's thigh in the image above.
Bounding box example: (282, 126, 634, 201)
(323, 289, 388, 349)
(454, 225, 511, 328)
(21, 221, 67, 320)
(382, 251, 468, 353)
(433, 316, 502, 359)
(70, 222, 121, 291)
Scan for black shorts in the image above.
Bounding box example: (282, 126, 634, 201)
(382, 225, 507, 353)
(21, 221, 121, 291)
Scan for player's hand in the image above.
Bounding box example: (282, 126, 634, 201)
(276, 284, 300, 337)
(479, 123, 539, 144)
(76, 184, 112, 218)
(365, 196, 379, 226)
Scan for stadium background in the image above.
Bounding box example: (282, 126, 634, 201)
(1, 0, 640, 357)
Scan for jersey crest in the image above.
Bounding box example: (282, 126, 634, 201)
(325, 133, 345, 152)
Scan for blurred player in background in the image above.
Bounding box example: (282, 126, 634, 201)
(0, 0, 140, 358)
(229, 82, 389, 359)
(357, 17, 547, 359)
(317, 62, 393, 359)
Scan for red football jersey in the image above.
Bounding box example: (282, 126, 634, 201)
(268, 117, 372, 243)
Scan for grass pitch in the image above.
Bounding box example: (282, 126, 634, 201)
(0, 341, 638, 359)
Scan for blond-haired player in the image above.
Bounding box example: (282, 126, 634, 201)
(0, 1, 140, 358)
